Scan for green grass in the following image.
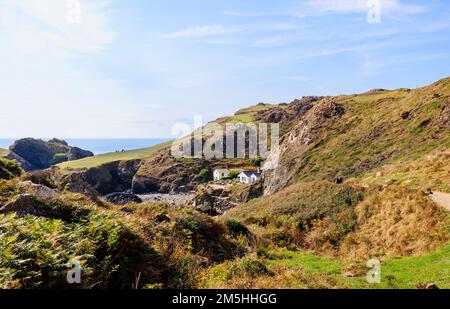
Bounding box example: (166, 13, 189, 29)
(0, 148, 9, 157)
(57, 141, 172, 173)
(215, 104, 280, 124)
(265, 245, 450, 289)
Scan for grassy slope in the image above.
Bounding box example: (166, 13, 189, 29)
(57, 141, 172, 173)
(214, 78, 450, 288)
(215, 103, 281, 124)
(286, 80, 450, 192)
(0, 148, 9, 157)
(0, 184, 239, 289)
(263, 244, 450, 289)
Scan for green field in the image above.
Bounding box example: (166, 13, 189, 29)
(0, 148, 9, 157)
(264, 244, 450, 289)
(57, 141, 172, 173)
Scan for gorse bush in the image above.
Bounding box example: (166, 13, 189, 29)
(225, 220, 251, 238)
(22, 171, 58, 189)
(0, 159, 22, 180)
(226, 170, 241, 179)
(198, 169, 212, 182)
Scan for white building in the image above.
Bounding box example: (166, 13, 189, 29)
(238, 171, 262, 184)
(213, 169, 230, 181)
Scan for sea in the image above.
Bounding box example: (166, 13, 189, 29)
(0, 138, 172, 155)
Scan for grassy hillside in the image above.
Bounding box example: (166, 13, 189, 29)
(210, 78, 450, 288)
(0, 179, 240, 288)
(265, 78, 450, 194)
(0, 148, 9, 157)
(215, 103, 281, 124)
(57, 141, 172, 173)
(1, 77, 449, 289)
(204, 244, 450, 289)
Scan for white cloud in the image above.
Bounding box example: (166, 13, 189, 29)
(0, 0, 115, 56)
(164, 25, 237, 39)
(302, 0, 424, 15)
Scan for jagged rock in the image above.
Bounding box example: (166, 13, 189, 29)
(263, 97, 345, 194)
(105, 192, 143, 205)
(80, 160, 141, 195)
(63, 173, 100, 201)
(132, 149, 207, 194)
(435, 99, 450, 128)
(18, 181, 58, 199)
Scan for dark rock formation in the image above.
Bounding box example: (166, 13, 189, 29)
(132, 149, 207, 194)
(8, 138, 93, 171)
(80, 160, 141, 195)
(104, 192, 143, 205)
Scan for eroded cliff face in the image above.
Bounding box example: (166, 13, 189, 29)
(64, 160, 141, 195)
(263, 98, 345, 194)
(132, 149, 207, 194)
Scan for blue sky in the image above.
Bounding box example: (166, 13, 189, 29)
(0, 0, 449, 138)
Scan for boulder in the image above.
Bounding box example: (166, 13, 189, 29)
(105, 192, 143, 205)
(18, 181, 58, 199)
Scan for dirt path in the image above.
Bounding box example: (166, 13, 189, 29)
(431, 192, 450, 211)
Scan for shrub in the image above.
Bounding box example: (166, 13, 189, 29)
(22, 171, 58, 189)
(172, 208, 239, 262)
(225, 220, 251, 238)
(0, 159, 23, 180)
(52, 153, 68, 164)
(263, 230, 292, 247)
(226, 170, 241, 179)
(251, 158, 263, 167)
(198, 169, 212, 182)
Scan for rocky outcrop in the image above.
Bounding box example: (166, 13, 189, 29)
(8, 138, 93, 171)
(193, 182, 263, 216)
(263, 97, 345, 194)
(255, 96, 323, 124)
(18, 181, 58, 199)
(62, 173, 100, 201)
(132, 149, 206, 194)
(435, 99, 450, 128)
(104, 192, 143, 205)
(69, 160, 141, 195)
